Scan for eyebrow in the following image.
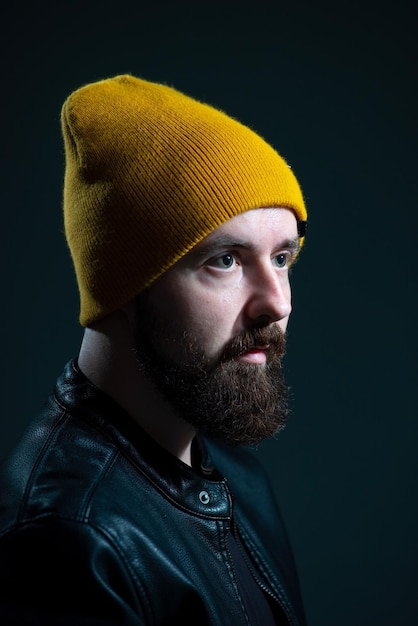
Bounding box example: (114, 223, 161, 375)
(194, 235, 301, 257)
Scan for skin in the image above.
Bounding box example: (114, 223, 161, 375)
(78, 207, 300, 466)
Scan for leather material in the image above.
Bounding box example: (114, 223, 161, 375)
(0, 360, 306, 625)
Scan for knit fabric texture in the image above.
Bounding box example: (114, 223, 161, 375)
(61, 74, 307, 326)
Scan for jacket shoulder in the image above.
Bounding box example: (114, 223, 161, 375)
(0, 515, 145, 623)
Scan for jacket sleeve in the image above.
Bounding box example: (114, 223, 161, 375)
(0, 517, 147, 625)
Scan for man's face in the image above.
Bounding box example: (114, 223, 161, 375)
(133, 207, 300, 446)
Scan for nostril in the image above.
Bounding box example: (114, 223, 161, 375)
(254, 314, 274, 328)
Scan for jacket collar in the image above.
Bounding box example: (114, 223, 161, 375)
(56, 360, 233, 519)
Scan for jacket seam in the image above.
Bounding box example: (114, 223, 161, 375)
(79, 448, 120, 521)
(236, 523, 298, 626)
(220, 520, 252, 626)
(17, 409, 69, 522)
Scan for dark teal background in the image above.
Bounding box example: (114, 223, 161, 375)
(1, 1, 417, 624)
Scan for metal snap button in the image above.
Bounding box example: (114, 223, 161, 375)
(199, 490, 210, 504)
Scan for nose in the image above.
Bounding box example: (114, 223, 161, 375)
(244, 265, 292, 325)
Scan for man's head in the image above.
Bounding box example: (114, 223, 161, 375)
(61, 74, 307, 326)
(62, 74, 308, 445)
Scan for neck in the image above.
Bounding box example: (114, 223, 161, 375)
(77, 308, 196, 466)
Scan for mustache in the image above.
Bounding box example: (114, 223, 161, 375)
(219, 325, 286, 362)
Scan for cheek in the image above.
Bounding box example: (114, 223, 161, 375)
(174, 287, 235, 349)
(152, 270, 244, 350)
(179, 297, 223, 336)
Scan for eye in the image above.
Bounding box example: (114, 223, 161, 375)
(210, 254, 236, 270)
(273, 253, 288, 269)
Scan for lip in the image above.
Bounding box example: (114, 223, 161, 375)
(238, 347, 268, 364)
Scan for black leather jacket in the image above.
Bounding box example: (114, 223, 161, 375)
(0, 360, 306, 625)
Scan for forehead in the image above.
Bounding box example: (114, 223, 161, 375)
(195, 207, 299, 250)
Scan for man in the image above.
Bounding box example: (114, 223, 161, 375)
(0, 74, 308, 625)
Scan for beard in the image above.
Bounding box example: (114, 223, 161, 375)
(132, 294, 290, 447)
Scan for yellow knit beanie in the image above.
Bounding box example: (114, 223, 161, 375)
(61, 74, 307, 326)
